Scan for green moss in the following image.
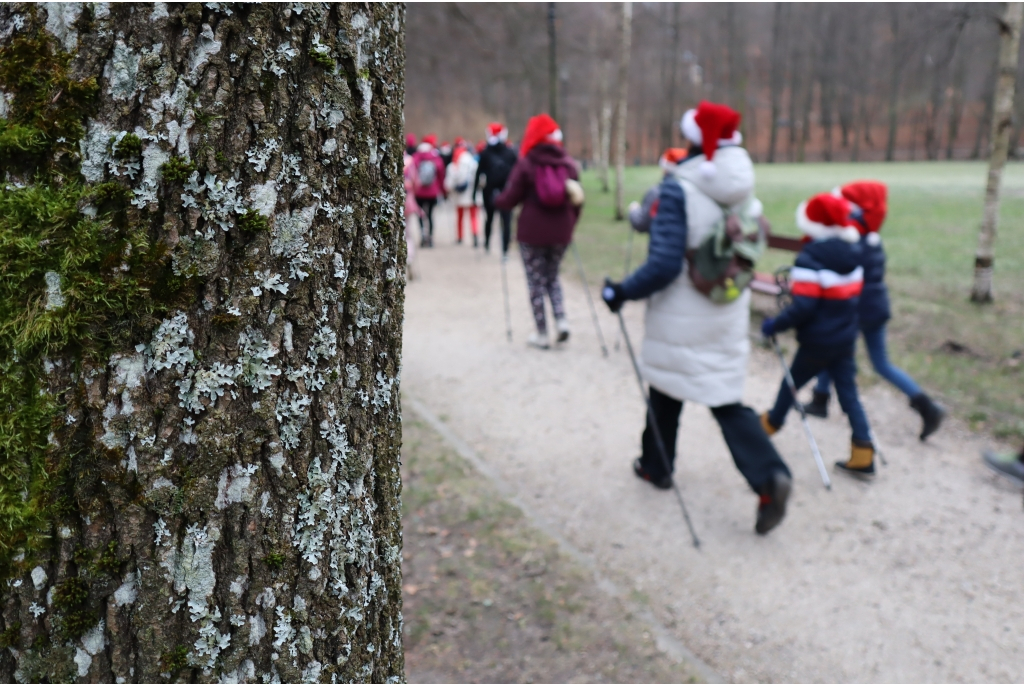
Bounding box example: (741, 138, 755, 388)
(237, 209, 269, 233)
(160, 155, 197, 183)
(0, 622, 21, 649)
(52, 577, 88, 609)
(309, 49, 336, 70)
(59, 609, 97, 640)
(93, 540, 119, 574)
(0, 27, 176, 575)
(109, 132, 142, 161)
(264, 552, 286, 570)
(161, 645, 189, 673)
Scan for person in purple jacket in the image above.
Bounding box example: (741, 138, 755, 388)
(495, 114, 581, 350)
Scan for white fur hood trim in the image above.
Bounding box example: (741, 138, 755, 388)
(795, 201, 861, 243)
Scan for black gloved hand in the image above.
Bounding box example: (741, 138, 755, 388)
(602, 278, 626, 313)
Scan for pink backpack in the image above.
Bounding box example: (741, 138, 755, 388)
(535, 164, 569, 208)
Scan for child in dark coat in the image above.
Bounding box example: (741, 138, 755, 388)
(760, 193, 876, 478)
(804, 181, 945, 441)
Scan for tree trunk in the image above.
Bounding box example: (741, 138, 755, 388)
(946, 41, 968, 159)
(614, 2, 632, 221)
(598, 60, 612, 193)
(886, 4, 903, 161)
(662, 3, 681, 152)
(971, 2, 1024, 303)
(0, 4, 406, 683)
(767, 2, 786, 163)
(548, 2, 557, 120)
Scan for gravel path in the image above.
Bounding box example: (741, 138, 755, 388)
(402, 211, 1024, 683)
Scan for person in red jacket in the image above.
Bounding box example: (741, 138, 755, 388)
(495, 114, 581, 349)
(411, 134, 446, 247)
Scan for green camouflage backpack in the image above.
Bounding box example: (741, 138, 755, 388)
(686, 197, 769, 304)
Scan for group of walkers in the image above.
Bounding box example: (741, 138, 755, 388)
(407, 99, 1024, 536)
(403, 126, 517, 256)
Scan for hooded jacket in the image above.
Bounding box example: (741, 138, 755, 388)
(444, 149, 481, 208)
(494, 144, 580, 246)
(623, 144, 761, 407)
(474, 141, 518, 204)
(772, 238, 865, 347)
(857, 233, 890, 328)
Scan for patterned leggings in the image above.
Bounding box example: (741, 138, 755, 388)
(519, 243, 567, 333)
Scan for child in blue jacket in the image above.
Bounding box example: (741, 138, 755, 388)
(760, 193, 876, 478)
(803, 181, 945, 441)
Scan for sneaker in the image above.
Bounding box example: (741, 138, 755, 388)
(755, 471, 792, 535)
(633, 458, 672, 490)
(527, 332, 550, 350)
(804, 391, 830, 419)
(835, 440, 876, 480)
(910, 393, 945, 441)
(555, 317, 570, 343)
(982, 449, 1024, 486)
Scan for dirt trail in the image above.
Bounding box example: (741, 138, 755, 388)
(402, 209, 1024, 683)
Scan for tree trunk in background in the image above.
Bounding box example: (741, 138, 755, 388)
(0, 4, 406, 682)
(598, 60, 612, 192)
(818, 8, 837, 162)
(796, 7, 819, 163)
(1008, 32, 1024, 158)
(726, 5, 747, 128)
(662, 3, 681, 152)
(614, 2, 632, 221)
(886, 4, 903, 161)
(972, 55, 998, 159)
(768, 2, 786, 163)
(925, 20, 966, 160)
(946, 41, 968, 159)
(971, 2, 1024, 303)
(548, 2, 558, 121)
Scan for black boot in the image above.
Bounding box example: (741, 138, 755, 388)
(910, 393, 945, 441)
(804, 390, 830, 419)
(633, 458, 672, 490)
(755, 471, 792, 535)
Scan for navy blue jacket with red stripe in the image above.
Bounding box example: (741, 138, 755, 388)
(773, 238, 865, 348)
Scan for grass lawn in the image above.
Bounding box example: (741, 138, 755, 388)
(572, 161, 1024, 442)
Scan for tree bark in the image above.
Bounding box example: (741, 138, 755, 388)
(614, 2, 632, 221)
(972, 2, 1024, 303)
(0, 3, 406, 683)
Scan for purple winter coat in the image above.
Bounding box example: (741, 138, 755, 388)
(495, 144, 580, 247)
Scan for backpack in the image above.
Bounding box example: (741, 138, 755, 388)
(487, 149, 514, 189)
(535, 164, 570, 208)
(686, 198, 769, 304)
(417, 159, 436, 188)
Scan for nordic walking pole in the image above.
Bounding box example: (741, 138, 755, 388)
(617, 309, 701, 548)
(500, 253, 513, 342)
(613, 228, 636, 352)
(571, 242, 609, 357)
(770, 336, 832, 490)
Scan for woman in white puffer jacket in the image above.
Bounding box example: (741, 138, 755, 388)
(444, 139, 482, 246)
(601, 102, 793, 536)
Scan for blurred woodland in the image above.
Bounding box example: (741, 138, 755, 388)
(405, 3, 1017, 164)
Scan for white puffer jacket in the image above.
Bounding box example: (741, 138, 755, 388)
(640, 145, 762, 407)
(444, 152, 482, 208)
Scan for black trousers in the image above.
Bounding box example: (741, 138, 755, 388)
(483, 192, 512, 254)
(416, 196, 437, 240)
(640, 386, 791, 493)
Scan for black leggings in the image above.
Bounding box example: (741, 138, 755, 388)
(484, 193, 512, 253)
(416, 197, 437, 240)
(640, 386, 791, 493)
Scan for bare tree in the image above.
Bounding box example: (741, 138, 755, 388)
(767, 2, 787, 163)
(614, 2, 633, 221)
(886, 4, 904, 161)
(971, 2, 1024, 303)
(0, 4, 406, 682)
(598, 59, 612, 192)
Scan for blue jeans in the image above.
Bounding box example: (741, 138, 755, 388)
(769, 343, 872, 443)
(814, 324, 922, 399)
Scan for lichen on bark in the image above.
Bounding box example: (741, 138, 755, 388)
(0, 3, 406, 682)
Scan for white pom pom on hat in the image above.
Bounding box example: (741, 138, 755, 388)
(679, 101, 743, 178)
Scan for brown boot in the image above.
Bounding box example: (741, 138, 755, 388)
(760, 412, 779, 437)
(835, 440, 875, 479)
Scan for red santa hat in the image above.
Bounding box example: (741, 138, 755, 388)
(519, 113, 563, 157)
(680, 101, 743, 178)
(406, 133, 416, 148)
(476, 140, 486, 154)
(422, 134, 437, 147)
(796, 193, 861, 243)
(486, 121, 508, 145)
(834, 180, 887, 239)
